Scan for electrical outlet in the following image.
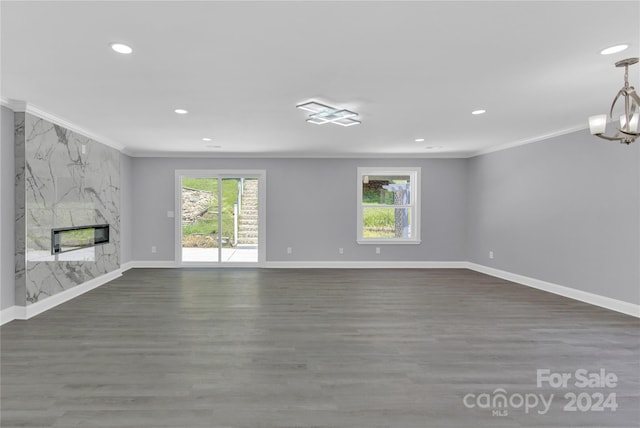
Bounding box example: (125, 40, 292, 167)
(489, 250, 494, 259)
(376, 247, 381, 254)
(151, 246, 157, 253)
(339, 247, 344, 254)
(81, 144, 86, 154)
(167, 211, 175, 218)
(287, 247, 292, 254)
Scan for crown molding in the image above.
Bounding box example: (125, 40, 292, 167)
(2, 98, 587, 159)
(1, 98, 27, 112)
(123, 150, 473, 159)
(1, 98, 126, 152)
(471, 124, 588, 157)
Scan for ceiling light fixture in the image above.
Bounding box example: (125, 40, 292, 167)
(202, 137, 212, 141)
(600, 44, 628, 55)
(110, 43, 133, 54)
(588, 57, 639, 144)
(296, 101, 361, 127)
(471, 109, 486, 115)
(174, 109, 189, 115)
(415, 138, 425, 142)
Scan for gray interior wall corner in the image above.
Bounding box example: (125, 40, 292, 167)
(120, 153, 134, 264)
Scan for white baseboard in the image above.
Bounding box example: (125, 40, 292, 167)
(0, 306, 21, 326)
(466, 262, 640, 318)
(128, 260, 178, 268)
(0, 268, 124, 325)
(265, 261, 467, 269)
(3, 261, 636, 325)
(128, 260, 466, 269)
(120, 261, 136, 272)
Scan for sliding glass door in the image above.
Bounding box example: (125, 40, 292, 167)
(176, 170, 265, 265)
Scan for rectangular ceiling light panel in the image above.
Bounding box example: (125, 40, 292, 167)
(296, 101, 333, 113)
(297, 100, 361, 126)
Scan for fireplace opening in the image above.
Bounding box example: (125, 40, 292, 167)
(51, 224, 109, 254)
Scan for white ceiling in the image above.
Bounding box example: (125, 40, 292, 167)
(1, 1, 639, 157)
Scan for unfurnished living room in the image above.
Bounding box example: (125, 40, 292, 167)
(1, 1, 639, 427)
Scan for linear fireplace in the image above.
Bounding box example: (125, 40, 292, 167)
(51, 224, 110, 255)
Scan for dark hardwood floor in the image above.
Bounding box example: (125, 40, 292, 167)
(1, 268, 639, 427)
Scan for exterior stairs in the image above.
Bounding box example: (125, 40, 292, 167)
(237, 179, 258, 246)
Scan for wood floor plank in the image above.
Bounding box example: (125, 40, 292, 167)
(1, 268, 639, 427)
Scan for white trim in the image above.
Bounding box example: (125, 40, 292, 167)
(120, 261, 136, 272)
(0, 98, 125, 152)
(466, 262, 640, 318)
(126, 151, 471, 159)
(472, 124, 587, 157)
(357, 167, 421, 244)
(0, 98, 587, 159)
(128, 260, 466, 269)
(0, 268, 123, 325)
(178, 262, 267, 268)
(265, 261, 467, 269)
(0, 98, 27, 112)
(1, 306, 22, 326)
(357, 239, 421, 245)
(1, 97, 588, 159)
(129, 260, 179, 268)
(175, 170, 266, 266)
(3, 262, 637, 322)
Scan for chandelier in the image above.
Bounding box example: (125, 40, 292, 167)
(588, 57, 639, 144)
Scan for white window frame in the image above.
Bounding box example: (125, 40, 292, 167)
(174, 169, 267, 266)
(357, 167, 421, 245)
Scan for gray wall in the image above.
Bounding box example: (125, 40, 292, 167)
(1, 106, 15, 310)
(120, 153, 133, 264)
(132, 157, 468, 262)
(467, 129, 640, 305)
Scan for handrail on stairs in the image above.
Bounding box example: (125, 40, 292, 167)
(233, 178, 245, 247)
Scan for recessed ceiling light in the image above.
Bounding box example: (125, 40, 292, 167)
(415, 138, 425, 142)
(202, 137, 212, 142)
(600, 44, 628, 55)
(471, 109, 486, 115)
(174, 109, 189, 115)
(110, 43, 133, 54)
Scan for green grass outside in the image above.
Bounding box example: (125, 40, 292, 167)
(183, 179, 404, 243)
(60, 228, 95, 246)
(362, 208, 395, 238)
(182, 178, 240, 246)
(362, 184, 405, 238)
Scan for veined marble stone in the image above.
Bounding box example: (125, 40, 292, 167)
(16, 113, 120, 304)
(14, 112, 26, 306)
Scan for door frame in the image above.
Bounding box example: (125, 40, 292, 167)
(174, 169, 266, 267)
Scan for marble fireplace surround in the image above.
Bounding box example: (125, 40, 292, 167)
(14, 111, 121, 309)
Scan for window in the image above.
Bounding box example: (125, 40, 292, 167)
(357, 167, 421, 244)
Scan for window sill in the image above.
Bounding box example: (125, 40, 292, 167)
(357, 239, 422, 245)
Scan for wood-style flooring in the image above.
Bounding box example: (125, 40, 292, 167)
(1, 268, 639, 427)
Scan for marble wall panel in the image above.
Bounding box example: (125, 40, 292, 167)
(16, 113, 120, 304)
(14, 112, 26, 306)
